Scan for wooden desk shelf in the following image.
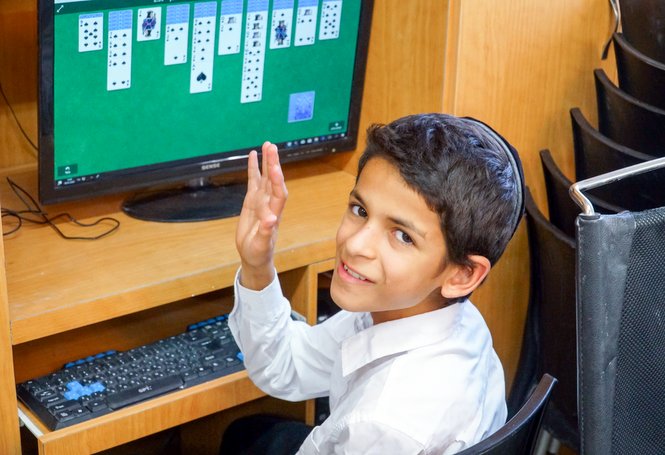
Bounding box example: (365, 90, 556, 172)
(0, 161, 353, 454)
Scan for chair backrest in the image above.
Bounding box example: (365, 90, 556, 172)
(620, 0, 665, 64)
(594, 68, 665, 156)
(570, 108, 665, 211)
(613, 32, 665, 110)
(540, 149, 622, 239)
(458, 374, 557, 455)
(508, 190, 578, 451)
(571, 107, 653, 181)
(577, 206, 665, 454)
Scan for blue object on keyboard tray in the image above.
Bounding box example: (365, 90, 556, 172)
(17, 314, 244, 430)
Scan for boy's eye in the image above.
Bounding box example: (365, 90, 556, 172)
(395, 229, 414, 245)
(350, 204, 367, 218)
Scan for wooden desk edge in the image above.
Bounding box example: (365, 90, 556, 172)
(10, 238, 336, 345)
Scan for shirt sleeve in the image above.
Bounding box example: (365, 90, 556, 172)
(228, 268, 347, 401)
(298, 418, 426, 455)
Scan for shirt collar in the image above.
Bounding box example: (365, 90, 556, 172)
(341, 301, 466, 377)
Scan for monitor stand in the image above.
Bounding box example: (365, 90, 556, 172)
(122, 177, 246, 222)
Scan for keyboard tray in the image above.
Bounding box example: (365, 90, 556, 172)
(17, 315, 244, 430)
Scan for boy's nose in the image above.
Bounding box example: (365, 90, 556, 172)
(345, 224, 377, 259)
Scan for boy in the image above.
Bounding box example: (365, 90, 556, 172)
(226, 113, 525, 454)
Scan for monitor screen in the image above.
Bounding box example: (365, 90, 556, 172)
(38, 0, 373, 221)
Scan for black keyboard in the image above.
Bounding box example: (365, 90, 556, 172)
(17, 314, 244, 430)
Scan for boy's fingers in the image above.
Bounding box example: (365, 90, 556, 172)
(268, 161, 287, 217)
(246, 150, 260, 191)
(261, 142, 287, 216)
(259, 141, 273, 191)
(262, 140, 276, 155)
(240, 141, 285, 234)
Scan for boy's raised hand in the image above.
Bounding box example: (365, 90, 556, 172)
(235, 141, 288, 290)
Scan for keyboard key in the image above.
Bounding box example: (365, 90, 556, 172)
(49, 400, 80, 413)
(35, 389, 58, 402)
(52, 409, 77, 423)
(42, 394, 66, 407)
(86, 400, 108, 412)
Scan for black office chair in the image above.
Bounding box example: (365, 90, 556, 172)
(620, 0, 665, 64)
(539, 149, 622, 239)
(508, 190, 577, 453)
(570, 108, 665, 211)
(573, 162, 665, 454)
(594, 68, 665, 156)
(458, 374, 557, 455)
(613, 32, 665, 110)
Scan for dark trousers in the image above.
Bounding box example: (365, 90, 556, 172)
(220, 414, 313, 455)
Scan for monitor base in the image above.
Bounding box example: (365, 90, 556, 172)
(122, 179, 246, 222)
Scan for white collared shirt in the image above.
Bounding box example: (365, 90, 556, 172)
(229, 270, 506, 454)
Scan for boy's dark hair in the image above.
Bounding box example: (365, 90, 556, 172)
(358, 113, 524, 268)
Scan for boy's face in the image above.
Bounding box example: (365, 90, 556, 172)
(330, 157, 455, 324)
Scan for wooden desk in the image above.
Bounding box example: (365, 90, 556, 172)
(0, 161, 353, 454)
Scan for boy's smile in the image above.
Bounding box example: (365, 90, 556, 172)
(330, 157, 455, 324)
(339, 262, 373, 283)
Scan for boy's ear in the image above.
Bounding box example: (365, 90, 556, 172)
(440, 255, 491, 299)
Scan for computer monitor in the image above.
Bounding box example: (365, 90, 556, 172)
(38, 0, 373, 221)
